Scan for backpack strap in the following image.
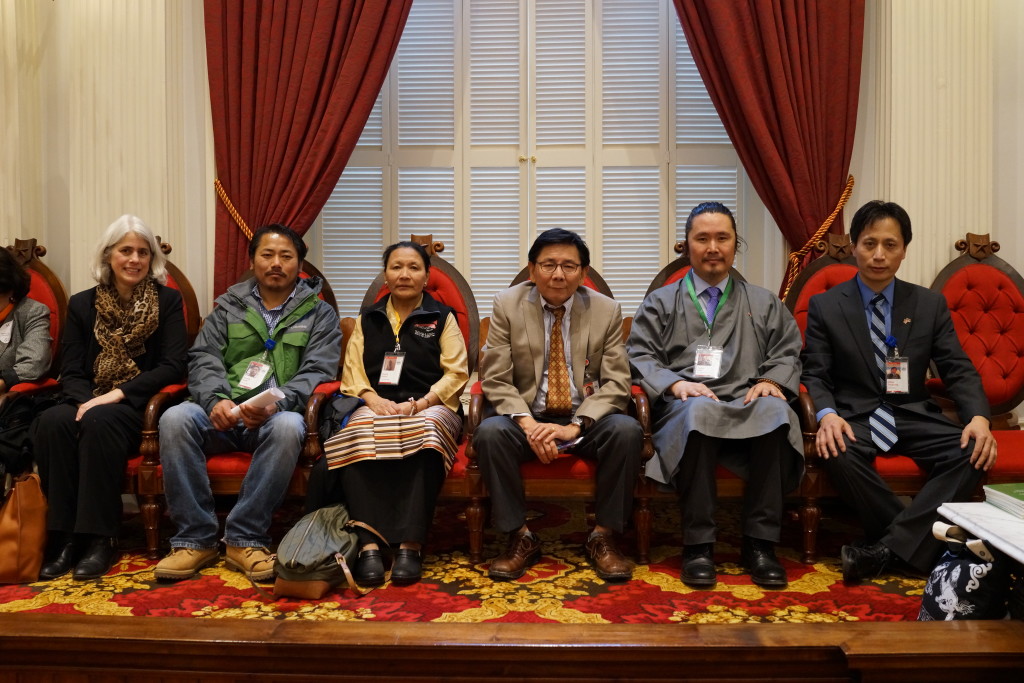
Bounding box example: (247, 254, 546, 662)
(347, 520, 389, 547)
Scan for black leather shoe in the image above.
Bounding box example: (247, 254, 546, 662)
(841, 542, 893, 584)
(353, 549, 386, 586)
(39, 537, 87, 581)
(72, 536, 118, 581)
(391, 548, 423, 584)
(741, 537, 787, 588)
(681, 543, 716, 588)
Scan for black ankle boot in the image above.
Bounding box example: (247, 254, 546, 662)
(39, 535, 87, 581)
(72, 536, 118, 581)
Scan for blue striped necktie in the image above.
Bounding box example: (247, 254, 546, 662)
(868, 293, 897, 451)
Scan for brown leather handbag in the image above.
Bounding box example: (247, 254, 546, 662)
(0, 472, 47, 583)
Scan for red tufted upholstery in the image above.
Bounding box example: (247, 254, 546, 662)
(789, 264, 859, 337)
(940, 264, 1024, 410)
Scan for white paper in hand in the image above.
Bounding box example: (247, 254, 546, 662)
(229, 387, 285, 418)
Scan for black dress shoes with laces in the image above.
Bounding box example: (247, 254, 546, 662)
(391, 548, 423, 584)
(741, 537, 787, 588)
(353, 549, 386, 586)
(840, 542, 893, 584)
(39, 536, 87, 581)
(681, 543, 717, 588)
(72, 536, 118, 581)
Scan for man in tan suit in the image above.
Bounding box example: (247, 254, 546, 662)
(475, 228, 642, 581)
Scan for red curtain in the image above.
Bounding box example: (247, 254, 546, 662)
(673, 0, 864, 287)
(205, 0, 413, 295)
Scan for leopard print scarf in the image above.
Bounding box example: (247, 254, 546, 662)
(92, 278, 160, 397)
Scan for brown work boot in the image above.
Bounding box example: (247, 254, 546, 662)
(225, 545, 276, 582)
(585, 531, 634, 581)
(154, 547, 220, 581)
(488, 530, 542, 580)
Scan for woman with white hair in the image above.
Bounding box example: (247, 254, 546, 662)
(34, 215, 187, 581)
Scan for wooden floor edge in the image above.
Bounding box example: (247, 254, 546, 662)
(1, 614, 1022, 682)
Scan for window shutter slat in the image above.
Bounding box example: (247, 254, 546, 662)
(602, 167, 662, 312)
(321, 167, 385, 317)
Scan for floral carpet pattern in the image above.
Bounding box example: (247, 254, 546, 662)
(0, 500, 926, 623)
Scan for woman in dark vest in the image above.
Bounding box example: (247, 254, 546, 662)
(313, 241, 468, 585)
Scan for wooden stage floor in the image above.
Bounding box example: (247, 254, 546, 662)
(1, 613, 1022, 681)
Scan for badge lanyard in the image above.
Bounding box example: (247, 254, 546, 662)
(379, 316, 407, 386)
(239, 338, 276, 391)
(685, 273, 733, 379)
(684, 271, 733, 341)
(884, 334, 909, 394)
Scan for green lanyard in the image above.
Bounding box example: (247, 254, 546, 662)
(685, 271, 733, 340)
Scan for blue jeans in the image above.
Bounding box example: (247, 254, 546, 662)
(159, 402, 305, 549)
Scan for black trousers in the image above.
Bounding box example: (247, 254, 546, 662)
(33, 402, 141, 538)
(306, 449, 447, 547)
(474, 413, 643, 534)
(820, 409, 985, 572)
(673, 427, 789, 546)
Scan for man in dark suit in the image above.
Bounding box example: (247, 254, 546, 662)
(474, 228, 642, 581)
(801, 200, 997, 582)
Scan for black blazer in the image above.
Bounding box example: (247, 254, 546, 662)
(801, 277, 989, 426)
(61, 283, 188, 411)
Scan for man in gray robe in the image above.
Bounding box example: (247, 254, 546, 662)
(627, 202, 803, 589)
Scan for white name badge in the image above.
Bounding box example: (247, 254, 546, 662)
(0, 320, 12, 344)
(378, 351, 406, 385)
(885, 357, 909, 394)
(238, 360, 272, 390)
(693, 345, 724, 379)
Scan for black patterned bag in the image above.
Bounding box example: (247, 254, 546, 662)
(918, 522, 1011, 621)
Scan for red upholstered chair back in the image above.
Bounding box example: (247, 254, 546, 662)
(361, 235, 480, 375)
(783, 234, 858, 339)
(643, 242, 746, 298)
(156, 239, 202, 346)
(8, 239, 68, 374)
(930, 233, 1024, 417)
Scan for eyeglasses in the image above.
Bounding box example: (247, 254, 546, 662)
(535, 261, 581, 275)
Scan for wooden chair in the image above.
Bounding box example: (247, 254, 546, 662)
(464, 265, 656, 564)
(629, 243, 749, 563)
(132, 258, 342, 557)
(785, 232, 1024, 563)
(783, 234, 866, 563)
(4, 239, 68, 395)
(347, 235, 484, 554)
(127, 240, 204, 556)
(927, 233, 1024, 488)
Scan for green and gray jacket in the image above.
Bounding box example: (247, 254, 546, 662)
(187, 276, 341, 414)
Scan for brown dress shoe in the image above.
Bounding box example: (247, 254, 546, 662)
(585, 532, 633, 581)
(488, 531, 542, 580)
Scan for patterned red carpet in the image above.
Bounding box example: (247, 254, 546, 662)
(0, 500, 925, 622)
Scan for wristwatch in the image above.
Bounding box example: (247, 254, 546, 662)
(570, 416, 586, 434)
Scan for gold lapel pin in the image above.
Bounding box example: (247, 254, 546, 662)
(903, 318, 911, 324)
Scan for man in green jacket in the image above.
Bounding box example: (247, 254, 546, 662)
(155, 224, 341, 581)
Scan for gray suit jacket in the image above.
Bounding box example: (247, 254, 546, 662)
(0, 297, 52, 387)
(801, 277, 989, 425)
(480, 282, 630, 422)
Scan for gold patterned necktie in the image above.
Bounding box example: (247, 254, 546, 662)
(545, 305, 572, 415)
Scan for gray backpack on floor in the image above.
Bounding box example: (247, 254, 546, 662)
(273, 504, 387, 600)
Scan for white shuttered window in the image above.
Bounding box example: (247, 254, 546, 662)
(320, 0, 774, 318)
